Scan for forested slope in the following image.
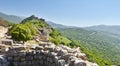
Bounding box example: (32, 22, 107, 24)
(57, 27, 120, 65)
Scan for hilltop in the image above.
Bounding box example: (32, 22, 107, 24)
(17, 15, 72, 46)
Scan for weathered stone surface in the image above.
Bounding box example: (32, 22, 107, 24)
(57, 49, 68, 56)
(0, 41, 98, 66)
(76, 53, 86, 60)
(74, 60, 86, 66)
(58, 59, 66, 66)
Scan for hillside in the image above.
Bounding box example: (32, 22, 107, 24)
(0, 12, 23, 23)
(0, 15, 99, 66)
(19, 15, 73, 46)
(58, 28, 120, 65)
(48, 22, 120, 65)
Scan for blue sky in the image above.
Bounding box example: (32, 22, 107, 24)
(0, 0, 120, 27)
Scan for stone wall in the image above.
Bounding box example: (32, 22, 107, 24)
(0, 42, 98, 66)
(1, 39, 13, 45)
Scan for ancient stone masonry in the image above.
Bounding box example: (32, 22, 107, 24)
(0, 39, 13, 45)
(0, 42, 98, 66)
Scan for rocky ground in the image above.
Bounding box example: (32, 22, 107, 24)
(0, 26, 98, 66)
(0, 42, 98, 66)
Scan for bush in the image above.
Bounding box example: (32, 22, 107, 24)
(10, 24, 36, 43)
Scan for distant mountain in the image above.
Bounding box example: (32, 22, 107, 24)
(85, 25, 120, 39)
(46, 21, 76, 28)
(0, 18, 10, 27)
(85, 25, 120, 33)
(0, 12, 23, 23)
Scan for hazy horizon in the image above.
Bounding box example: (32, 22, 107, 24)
(0, 0, 120, 27)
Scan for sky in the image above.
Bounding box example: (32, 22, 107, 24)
(0, 0, 120, 27)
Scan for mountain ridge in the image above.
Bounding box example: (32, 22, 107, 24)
(0, 12, 23, 23)
(1, 11, 120, 28)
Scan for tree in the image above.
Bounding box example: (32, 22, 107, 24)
(10, 24, 35, 43)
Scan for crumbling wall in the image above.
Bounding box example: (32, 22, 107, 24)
(0, 42, 98, 66)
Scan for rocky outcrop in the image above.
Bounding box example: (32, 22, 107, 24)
(0, 42, 98, 66)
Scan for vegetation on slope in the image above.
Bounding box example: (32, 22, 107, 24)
(49, 28, 72, 45)
(57, 28, 120, 66)
(9, 15, 72, 46)
(9, 23, 36, 43)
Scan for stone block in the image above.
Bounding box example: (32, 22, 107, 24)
(58, 60, 66, 66)
(74, 60, 86, 66)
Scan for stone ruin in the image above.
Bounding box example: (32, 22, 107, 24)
(0, 39, 13, 45)
(0, 42, 98, 66)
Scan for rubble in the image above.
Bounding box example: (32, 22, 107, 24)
(0, 42, 98, 66)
